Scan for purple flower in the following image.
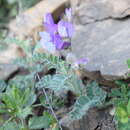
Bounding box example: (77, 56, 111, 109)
(53, 35, 71, 50)
(53, 34, 63, 50)
(39, 11, 74, 53)
(44, 23, 57, 34)
(43, 13, 57, 34)
(39, 32, 53, 41)
(39, 31, 70, 52)
(58, 20, 74, 38)
(44, 13, 54, 25)
(65, 8, 72, 22)
(61, 42, 71, 49)
(55, 40, 71, 50)
(75, 58, 88, 65)
(39, 32, 56, 53)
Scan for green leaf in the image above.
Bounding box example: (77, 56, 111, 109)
(2, 86, 36, 119)
(68, 74, 84, 95)
(29, 116, 51, 129)
(109, 89, 122, 97)
(36, 73, 83, 95)
(13, 53, 69, 75)
(120, 117, 129, 124)
(9, 74, 35, 89)
(1, 122, 20, 130)
(70, 81, 106, 120)
(70, 96, 95, 120)
(0, 103, 7, 113)
(127, 59, 130, 68)
(116, 106, 129, 124)
(45, 74, 71, 92)
(86, 81, 106, 105)
(43, 112, 56, 125)
(29, 64, 45, 73)
(17, 107, 32, 119)
(7, 0, 17, 4)
(0, 80, 6, 92)
(115, 81, 127, 87)
(117, 121, 130, 130)
(13, 58, 29, 69)
(52, 127, 60, 130)
(127, 100, 130, 115)
(33, 42, 42, 54)
(116, 106, 127, 117)
(20, 88, 36, 107)
(4, 38, 33, 56)
(36, 74, 70, 93)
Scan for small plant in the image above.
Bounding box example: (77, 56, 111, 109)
(108, 59, 130, 130)
(0, 86, 36, 129)
(108, 81, 130, 130)
(0, 8, 107, 130)
(39, 8, 73, 53)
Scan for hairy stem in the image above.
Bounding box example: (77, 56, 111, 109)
(36, 73, 62, 130)
(3, 116, 14, 126)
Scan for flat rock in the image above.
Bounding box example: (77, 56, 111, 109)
(0, 44, 23, 63)
(9, 0, 68, 40)
(0, 64, 18, 80)
(1, 0, 68, 64)
(71, 0, 130, 80)
(72, 19, 130, 79)
(71, 0, 130, 24)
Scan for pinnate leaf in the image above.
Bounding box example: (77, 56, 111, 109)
(29, 116, 51, 129)
(70, 81, 106, 120)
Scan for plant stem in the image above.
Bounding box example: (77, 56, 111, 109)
(32, 104, 43, 107)
(18, 0, 23, 15)
(20, 118, 28, 130)
(3, 116, 14, 126)
(36, 73, 62, 130)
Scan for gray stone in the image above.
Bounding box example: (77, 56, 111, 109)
(9, 0, 68, 39)
(72, 19, 130, 79)
(70, 0, 130, 80)
(71, 0, 130, 24)
(0, 64, 18, 80)
(60, 108, 115, 130)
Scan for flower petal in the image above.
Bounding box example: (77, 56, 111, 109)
(65, 8, 72, 22)
(44, 23, 57, 34)
(58, 21, 68, 37)
(53, 34, 64, 50)
(44, 13, 54, 25)
(40, 39, 56, 53)
(66, 23, 74, 37)
(39, 32, 52, 42)
(61, 42, 71, 49)
(75, 58, 88, 65)
(58, 20, 74, 38)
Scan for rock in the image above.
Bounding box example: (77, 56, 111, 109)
(9, 0, 68, 40)
(0, 43, 25, 64)
(70, 0, 130, 24)
(0, 64, 18, 80)
(60, 108, 115, 130)
(70, 0, 130, 80)
(1, 0, 68, 64)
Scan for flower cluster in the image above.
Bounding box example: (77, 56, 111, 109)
(39, 8, 74, 53)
